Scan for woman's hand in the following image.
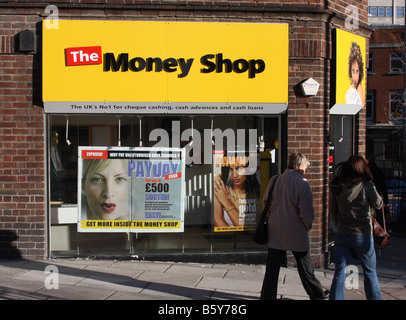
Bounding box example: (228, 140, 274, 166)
(213, 174, 242, 226)
(214, 174, 232, 208)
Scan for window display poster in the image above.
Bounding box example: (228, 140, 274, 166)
(78, 147, 185, 232)
(213, 150, 260, 232)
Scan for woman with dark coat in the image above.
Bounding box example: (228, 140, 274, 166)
(329, 155, 383, 300)
(260, 152, 328, 300)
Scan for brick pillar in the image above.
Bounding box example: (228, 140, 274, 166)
(287, 18, 330, 267)
(0, 19, 46, 259)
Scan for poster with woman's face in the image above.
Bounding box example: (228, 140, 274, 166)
(212, 150, 260, 232)
(334, 29, 366, 107)
(78, 147, 185, 233)
(81, 158, 130, 221)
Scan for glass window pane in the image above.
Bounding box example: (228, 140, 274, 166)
(390, 91, 403, 119)
(49, 114, 281, 257)
(366, 91, 374, 120)
(369, 7, 377, 16)
(390, 51, 404, 72)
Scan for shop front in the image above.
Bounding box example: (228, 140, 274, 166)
(44, 20, 288, 260)
(0, 1, 372, 266)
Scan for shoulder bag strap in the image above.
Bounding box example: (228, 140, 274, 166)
(262, 174, 280, 219)
(382, 207, 387, 231)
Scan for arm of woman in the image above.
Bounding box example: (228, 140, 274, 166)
(214, 189, 240, 227)
(214, 176, 240, 226)
(365, 180, 383, 211)
(214, 196, 229, 227)
(297, 183, 314, 231)
(214, 175, 240, 226)
(329, 190, 339, 227)
(357, 83, 364, 106)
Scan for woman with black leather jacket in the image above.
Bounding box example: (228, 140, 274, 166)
(329, 155, 383, 300)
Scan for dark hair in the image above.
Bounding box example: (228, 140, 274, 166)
(220, 153, 260, 198)
(333, 155, 373, 184)
(348, 42, 364, 88)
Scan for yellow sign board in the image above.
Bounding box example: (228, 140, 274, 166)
(42, 20, 288, 114)
(331, 29, 366, 115)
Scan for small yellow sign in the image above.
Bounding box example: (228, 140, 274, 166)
(81, 220, 181, 230)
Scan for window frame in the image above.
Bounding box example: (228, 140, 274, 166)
(390, 51, 404, 74)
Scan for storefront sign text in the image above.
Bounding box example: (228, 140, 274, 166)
(103, 52, 265, 78)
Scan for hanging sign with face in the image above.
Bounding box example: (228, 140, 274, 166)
(331, 28, 366, 115)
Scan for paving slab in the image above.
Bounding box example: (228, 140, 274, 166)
(196, 276, 262, 293)
(36, 284, 114, 300)
(164, 264, 228, 278)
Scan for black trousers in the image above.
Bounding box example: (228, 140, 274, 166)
(260, 248, 326, 300)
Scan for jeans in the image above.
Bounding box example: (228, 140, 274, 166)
(330, 233, 382, 300)
(261, 248, 327, 300)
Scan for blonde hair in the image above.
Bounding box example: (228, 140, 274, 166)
(82, 159, 128, 181)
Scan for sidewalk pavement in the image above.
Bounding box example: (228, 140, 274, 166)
(0, 235, 405, 301)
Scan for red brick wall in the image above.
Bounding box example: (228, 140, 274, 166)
(0, 14, 45, 258)
(0, 0, 369, 266)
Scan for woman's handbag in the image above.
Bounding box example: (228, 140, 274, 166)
(252, 175, 279, 245)
(372, 207, 390, 247)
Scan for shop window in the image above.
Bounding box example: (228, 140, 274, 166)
(48, 114, 282, 257)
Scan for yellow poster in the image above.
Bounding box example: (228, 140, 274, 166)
(333, 29, 366, 113)
(42, 20, 288, 114)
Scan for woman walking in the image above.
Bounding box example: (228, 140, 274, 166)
(260, 152, 328, 300)
(329, 155, 383, 300)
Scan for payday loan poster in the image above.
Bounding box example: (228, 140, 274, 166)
(78, 147, 185, 232)
(213, 150, 260, 232)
